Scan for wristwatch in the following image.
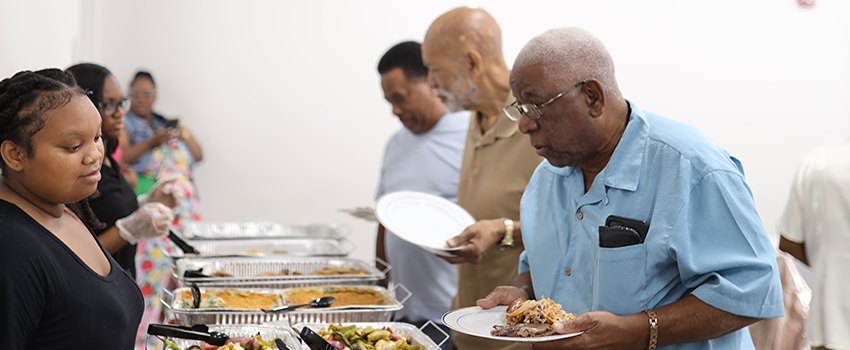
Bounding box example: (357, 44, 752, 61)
(498, 218, 515, 251)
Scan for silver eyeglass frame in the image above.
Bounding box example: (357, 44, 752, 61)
(503, 80, 586, 121)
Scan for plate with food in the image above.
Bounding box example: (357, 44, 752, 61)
(442, 297, 582, 342)
(375, 191, 474, 257)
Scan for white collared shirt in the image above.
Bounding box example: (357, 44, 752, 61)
(777, 139, 850, 349)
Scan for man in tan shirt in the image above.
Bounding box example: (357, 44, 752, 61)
(422, 7, 542, 350)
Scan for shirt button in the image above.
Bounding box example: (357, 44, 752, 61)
(577, 212, 583, 219)
(565, 269, 571, 276)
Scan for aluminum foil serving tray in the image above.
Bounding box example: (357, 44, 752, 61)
(172, 256, 389, 289)
(294, 321, 446, 350)
(167, 237, 355, 260)
(149, 324, 302, 350)
(180, 221, 350, 240)
(163, 285, 408, 326)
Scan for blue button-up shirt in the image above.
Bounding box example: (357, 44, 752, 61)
(518, 102, 783, 349)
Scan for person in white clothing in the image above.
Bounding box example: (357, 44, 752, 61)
(778, 139, 850, 350)
(374, 41, 470, 350)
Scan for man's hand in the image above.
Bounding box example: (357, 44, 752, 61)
(476, 285, 529, 309)
(530, 311, 647, 350)
(440, 219, 505, 264)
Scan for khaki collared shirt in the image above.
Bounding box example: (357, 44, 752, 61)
(452, 94, 543, 350)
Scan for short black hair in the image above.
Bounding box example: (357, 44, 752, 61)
(65, 63, 112, 109)
(132, 70, 155, 88)
(377, 41, 429, 82)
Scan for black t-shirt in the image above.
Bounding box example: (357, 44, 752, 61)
(88, 153, 139, 277)
(0, 200, 144, 350)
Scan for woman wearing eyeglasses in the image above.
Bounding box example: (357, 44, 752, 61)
(65, 63, 176, 279)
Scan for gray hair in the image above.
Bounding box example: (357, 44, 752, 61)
(514, 27, 621, 100)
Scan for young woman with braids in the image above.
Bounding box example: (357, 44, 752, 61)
(0, 68, 143, 348)
(65, 63, 176, 279)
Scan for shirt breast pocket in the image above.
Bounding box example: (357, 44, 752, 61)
(593, 243, 647, 316)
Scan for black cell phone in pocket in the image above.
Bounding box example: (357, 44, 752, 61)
(299, 327, 338, 350)
(599, 215, 650, 248)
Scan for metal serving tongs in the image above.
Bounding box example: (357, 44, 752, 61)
(147, 323, 229, 346)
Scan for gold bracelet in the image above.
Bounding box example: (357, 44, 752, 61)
(643, 309, 658, 350)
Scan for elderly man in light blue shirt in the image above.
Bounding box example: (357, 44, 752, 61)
(478, 28, 783, 350)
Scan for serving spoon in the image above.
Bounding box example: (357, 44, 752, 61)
(191, 283, 201, 309)
(262, 296, 336, 314)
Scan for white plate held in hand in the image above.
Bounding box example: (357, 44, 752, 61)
(374, 191, 474, 257)
(442, 306, 582, 342)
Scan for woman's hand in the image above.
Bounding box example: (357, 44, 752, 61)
(148, 128, 174, 148)
(139, 175, 182, 209)
(115, 203, 174, 244)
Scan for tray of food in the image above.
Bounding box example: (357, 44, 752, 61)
(163, 285, 409, 326)
(171, 287, 285, 310)
(293, 321, 447, 350)
(173, 257, 390, 289)
(147, 323, 301, 350)
(167, 238, 356, 260)
(180, 221, 350, 240)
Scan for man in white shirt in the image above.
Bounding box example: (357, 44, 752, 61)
(374, 41, 470, 350)
(778, 139, 850, 350)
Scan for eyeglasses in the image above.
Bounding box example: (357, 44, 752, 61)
(503, 80, 586, 121)
(98, 97, 130, 116)
(130, 90, 155, 99)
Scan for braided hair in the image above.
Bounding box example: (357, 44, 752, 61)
(0, 68, 105, 229)
(0, 68, 84, 160)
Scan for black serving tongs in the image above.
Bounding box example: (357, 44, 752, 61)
(147, 323, 229, 346)
(168, 229, 200, 255)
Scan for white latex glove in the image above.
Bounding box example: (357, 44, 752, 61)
(115, 202, 174, 244)
(137, 174, 182, 208)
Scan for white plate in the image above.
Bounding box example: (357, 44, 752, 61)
(442, 306, 582, 342)
(375, 191, 474, 256)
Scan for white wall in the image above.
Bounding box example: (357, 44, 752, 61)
(0, 0, 82, 77)
(2, 0, 849, 262)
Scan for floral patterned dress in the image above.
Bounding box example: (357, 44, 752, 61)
(124, 111, 201, 350)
